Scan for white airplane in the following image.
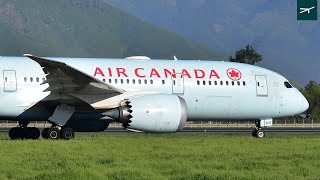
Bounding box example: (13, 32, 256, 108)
(0, 54, 309, 140)
(300, 7, 315, 14)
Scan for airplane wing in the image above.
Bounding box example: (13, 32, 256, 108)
(24, 54, 123, 110)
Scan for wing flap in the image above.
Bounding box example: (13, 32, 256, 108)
(24, 54, 123, 109)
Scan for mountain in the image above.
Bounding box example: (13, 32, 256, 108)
(0, 0, 223, 60)
(103, 0, 320, 85)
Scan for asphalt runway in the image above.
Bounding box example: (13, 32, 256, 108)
(105, 128, 320, 133)
(1, 128, 320, 133)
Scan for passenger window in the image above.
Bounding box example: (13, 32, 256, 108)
(284, 81, 293, 88)
(138, 79, 141, 84)
(5, 77, 7, 82)
(127, 79, 130, 84)
(30, 77, 33, 82)
(214, 81, 217, 85)
(226, 81, 229, 86)
(109, 79, 112, 83)
(209, 81, 212, 85)
(42, 77, 46, 82)
(36, 77, 39, 82)
(121, 79, 124, 84)
(115, 79, 118, 84)
(132, 79, 136, 84)
(237, 81, 240, 86)
(232, 81, 235, 86)
(24, 77, 27, 82)
(150, 80, 153, 84)
(220, 81, 223, 85)
(203, 81, 206, 85)
(197, 80, 200, 85)
(144, 79, 147, 84)
(243, 81, 246, 86)
(162, 80, 165, 85)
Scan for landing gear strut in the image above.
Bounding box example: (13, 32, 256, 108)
(252, 120, 265, 138)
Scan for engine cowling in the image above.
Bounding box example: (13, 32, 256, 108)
(117, 94, 187, 133)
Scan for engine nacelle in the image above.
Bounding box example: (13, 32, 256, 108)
(117, 94, 187, 133)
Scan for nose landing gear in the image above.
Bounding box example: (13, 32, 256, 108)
(252, 119, 272, 138)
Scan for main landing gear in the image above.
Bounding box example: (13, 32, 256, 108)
(41, 127, 74, 140)
(252, 120, 265, 138)
(9, 122, 75, 140)
(9, 126, 40, 140)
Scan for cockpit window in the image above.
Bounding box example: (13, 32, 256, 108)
(284, 81, 293, 88)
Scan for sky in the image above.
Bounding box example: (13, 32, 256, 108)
(103, 0, 320, 86)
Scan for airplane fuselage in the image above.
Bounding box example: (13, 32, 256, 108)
(0, 57, 308, 122)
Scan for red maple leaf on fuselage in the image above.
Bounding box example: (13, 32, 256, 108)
(229, 70, 239, 78)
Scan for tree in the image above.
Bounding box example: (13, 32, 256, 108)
(229, 45, 263, 65)
(301, 81, 320, 120)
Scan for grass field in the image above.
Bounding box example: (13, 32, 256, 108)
(0, 132, 319, 179)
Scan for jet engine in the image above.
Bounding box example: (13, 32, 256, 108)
(103, 94, 188, 132)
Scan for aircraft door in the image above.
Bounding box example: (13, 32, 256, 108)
(255, 75, 268, 96)
(172, 73, 184, 94)
(3, 70, 17, 92)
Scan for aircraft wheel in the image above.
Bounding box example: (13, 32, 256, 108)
(9, 128, 19, 140)
(42, 128, 50, 139)
(47, 128, 60, 140)
(61, 128, 75, 140)
(256, 129, 265, 138)
(29, 127, 40, 140)
(17, 128, 25, 139)
(252, 129, 258, 137)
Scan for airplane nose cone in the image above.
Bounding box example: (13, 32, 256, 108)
(301, 96, 309, 112)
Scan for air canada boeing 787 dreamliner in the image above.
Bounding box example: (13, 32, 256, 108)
(0, 54, 309, 140)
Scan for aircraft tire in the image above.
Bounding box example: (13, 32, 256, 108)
(17, 128, 25, 139)
(256, 130, 265, 138)
(252, 129, 258, 137)
(61, 128, 74, 140)
(47, 128, 60, 140)
(9, 128, 18, 140)
(28, 127, 40, 140)
(42, 128, 50, 139)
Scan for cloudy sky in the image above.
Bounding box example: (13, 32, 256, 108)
(104, 0, 320, 85)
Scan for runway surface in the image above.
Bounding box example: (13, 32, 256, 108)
(105, 128, 320, 133)
(1, 128, 320, 133)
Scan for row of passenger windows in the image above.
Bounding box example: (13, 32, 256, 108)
(21, 77, 247, 87)
(197, 80, 246, 86)
(102, 78, 159, 85)
(23, 77, 46, 83)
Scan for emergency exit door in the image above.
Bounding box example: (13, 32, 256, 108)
(172, 73, 184, 94)
(255, 75, 268, 96)
(3, 70, 17, 92)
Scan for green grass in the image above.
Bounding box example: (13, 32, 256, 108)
(0, 132, 320, 179)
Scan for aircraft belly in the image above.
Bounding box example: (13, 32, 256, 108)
(201, 96, 232, 119)
(184, 96, 205, 120)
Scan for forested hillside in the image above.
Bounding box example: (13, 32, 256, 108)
(0, 0, 222, 59)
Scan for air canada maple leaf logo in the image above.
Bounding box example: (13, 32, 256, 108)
(226, 68, 242, 81)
